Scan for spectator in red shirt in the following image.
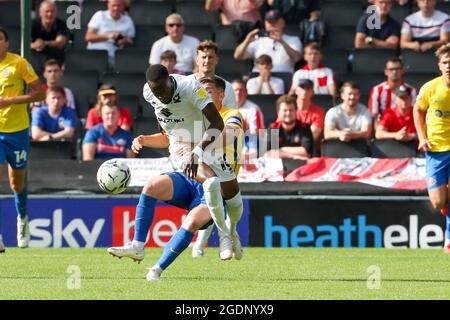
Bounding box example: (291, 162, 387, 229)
(265, 94, 313, 159)
(368, 57, 417, 122)
(375, 85, 417, 141)
(85, 84, 133, 132)
(294, 79, 325, 147)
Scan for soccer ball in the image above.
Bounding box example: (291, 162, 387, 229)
(97, 159, 131, 194)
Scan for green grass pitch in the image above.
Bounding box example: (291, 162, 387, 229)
(1, 248, 450, 300)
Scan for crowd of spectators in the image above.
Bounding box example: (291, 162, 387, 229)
(5, 0, 450, 164)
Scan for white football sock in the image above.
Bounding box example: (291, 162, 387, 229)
(193, 224, 214, 250)
(203, 177, 229, 237)
(225, 192, 243, 235)
(132, 240, 145, 251)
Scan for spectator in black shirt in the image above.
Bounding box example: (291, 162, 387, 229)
(264, 0, 320, 25)
(265, 94, 313, 160)
(355, 0, 400, 49)
(31, 1, 69, 64)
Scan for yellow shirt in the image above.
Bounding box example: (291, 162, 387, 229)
(219, 106, 244, 175)
(417, 76, 450, 152)
(0, 52, 39, 132)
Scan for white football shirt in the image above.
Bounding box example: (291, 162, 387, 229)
(143, 74, 213, 156)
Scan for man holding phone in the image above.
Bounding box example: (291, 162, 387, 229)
(234, 9, 302, 73)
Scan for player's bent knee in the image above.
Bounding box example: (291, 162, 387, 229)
(431, 198, 447, 210)
(203, 177, 220, 192)
(142, 175, 173, 200)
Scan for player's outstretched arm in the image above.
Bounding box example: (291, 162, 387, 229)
(132, 133, 169, 154)
(413, 102, 431, 151)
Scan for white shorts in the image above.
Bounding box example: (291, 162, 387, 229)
(170, 147, 236, 182)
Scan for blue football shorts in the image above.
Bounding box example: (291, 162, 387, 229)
(0, 129, 30, 170)
(163, 171, 213, 230)
(425, 151, 450, 190)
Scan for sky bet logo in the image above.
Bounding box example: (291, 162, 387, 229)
(264, 215, 444, 248)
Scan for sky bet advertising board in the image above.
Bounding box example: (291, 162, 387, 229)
(250, 199, 447, 248)
(0, 198, 249, 248)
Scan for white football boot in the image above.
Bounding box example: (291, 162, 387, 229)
(0, 235, 5, 253)
(230, 232, 243, 260)
(107, 242, 145, 263)
(146, 266, 163, 281)
(17, 217, 30, 248)
(219, 234, 233, 260)
(191, 248, 204, 258)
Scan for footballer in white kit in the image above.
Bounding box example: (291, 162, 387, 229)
(143, 65, 244, 261)
(143, 74, 235, 182)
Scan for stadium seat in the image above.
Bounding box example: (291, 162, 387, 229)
(69, 27, 87, 50)
(64, 49, 109, 75)
(129, 2, 174, 26)
(312, 95, 334, 112)
(342, 73, 386, 97)
(322, 1, 364, 27)
(187, 25, 213, 42)
(371, 139, 417, 158)
(29, 52, 47, 77)
(436, 1, 450, 15)
(352, 49, 398, 73)
(247, 94, 280, 128)
(119, 95, 142, 119)
(133, 116, 161, 137)
(323, 26, 355, 51)
(0, 1, 20, 26)
(322, 49, 350, 77)
(29, 141, 75, 160)
(215, 50, 253, 77)
(81, 1, 106, 27)
(100, 73, 146, 97)
(321, 139, 371, 158)
(55, 1, 80, 22)
(390, 3, 413, 24)
(133, 25, 166, 50)
(7, 27, 20, 54)
(214, 25, 238, 51)
(61, 71, 100, 119)
(175, 1, 216, 27)
(115, 49, 149, 74)
(404, 72, 439, 91)
(402, 50, 439, 74)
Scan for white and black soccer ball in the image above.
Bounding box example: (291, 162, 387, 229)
(97, 159, 131, 194)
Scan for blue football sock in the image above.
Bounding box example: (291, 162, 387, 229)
(14, 187, 27, 219)
(157, 227, 194, 270)
(446, 215, 450, 240)
(133, 193, 157, 243)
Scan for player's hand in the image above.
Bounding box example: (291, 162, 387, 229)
(246, 28, 259, 43)
(418, 138, 432, 152)
(182, 152, 199, 180)
(131, 135, 144, 154)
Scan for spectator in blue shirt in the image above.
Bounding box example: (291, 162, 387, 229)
(82, 103, 135, 160)
(31, 86, 78, 141)
(355, 0, 400, 49)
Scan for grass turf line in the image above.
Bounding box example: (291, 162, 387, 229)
(0, 248, 449, 299)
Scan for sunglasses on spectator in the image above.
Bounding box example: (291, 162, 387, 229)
(167, 23, 183, 27)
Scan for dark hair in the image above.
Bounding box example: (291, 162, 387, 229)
(199, 75, 226, 91)
(146, 64, 169, 83)
(0, 26, 8, 41)
(46, 85, 66, 98)
(197, 40, 218, 54)
(232, 79, 246, 87)
(385, 57, 403, 67)
(255, 54, 273, 65)
(160, 50, 177, 61)
(340, 81, 360, 92)
(275, 94, 297, 113)
(44, 59, 62, 69)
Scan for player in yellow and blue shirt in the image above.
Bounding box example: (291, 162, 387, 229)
(192, 75, 244, 258)
(0, 27, 45, 252)
(414, 43, 450, 254)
